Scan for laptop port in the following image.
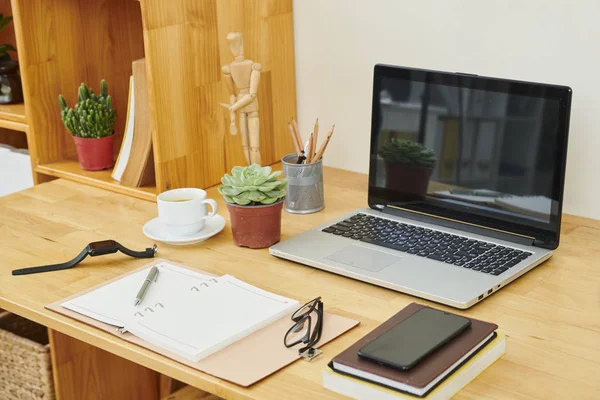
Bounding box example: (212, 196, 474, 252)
(487, 289, 493, 295)
(478, 294, 484, 300)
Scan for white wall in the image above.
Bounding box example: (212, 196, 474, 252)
(293, 0, 600, 219)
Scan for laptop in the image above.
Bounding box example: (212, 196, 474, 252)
(270, 65, 572, 309)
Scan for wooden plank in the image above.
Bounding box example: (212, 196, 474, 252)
(36, 159, 156, 202)
(161, 385, 218, 400)
(0, 168, 599, 399)
(141, 0, 295, 192)
(49, 329, 160, 400)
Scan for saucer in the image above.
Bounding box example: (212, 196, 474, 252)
(142, 214, 226, 246)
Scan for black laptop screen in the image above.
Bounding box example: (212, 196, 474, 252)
(368, 65, 572, 249)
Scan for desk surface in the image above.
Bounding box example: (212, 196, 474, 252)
(1, 168, 600, 400)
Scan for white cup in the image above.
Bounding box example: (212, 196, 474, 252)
(157, 188, 218, 237)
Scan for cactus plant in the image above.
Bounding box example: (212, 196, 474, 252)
(58, 80, 115, 138)
(218, 164, 288, 206)
(0, 14, 15, 59)
(379, 138, 436, 167)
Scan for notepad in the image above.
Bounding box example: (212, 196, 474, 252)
(62, 261, 299, 361)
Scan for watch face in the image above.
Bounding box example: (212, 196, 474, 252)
(88, 240, 117, 250)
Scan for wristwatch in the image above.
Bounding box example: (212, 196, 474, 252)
(12, 240, 158, 276)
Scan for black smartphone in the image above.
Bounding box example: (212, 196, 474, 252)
(358, 308, 471, 370)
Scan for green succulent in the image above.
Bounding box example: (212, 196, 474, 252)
(0, 14, 16, 58)
(58, 80, 116, 138)
(218, 164, 288, 206)
(379, 138, 436, 167)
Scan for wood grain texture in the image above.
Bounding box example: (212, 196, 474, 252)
(49, 329, 160, 400)
(0, 103, 26, 131)
(140, 0, 296, 192)
(1, 169, 599, 399)
(35, 159, 156, 201)
(11, 0, 144, 174)
(161, 385, 218, 400)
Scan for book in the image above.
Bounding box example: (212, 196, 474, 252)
(112, 75, 135, 182)
(121, 58, 156, 187)
(329, 303, 498, 397)
(323, 332, 506, 400)
(61, 261, 299, 362)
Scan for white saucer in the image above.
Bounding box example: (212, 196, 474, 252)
(142, 214, 226, 246)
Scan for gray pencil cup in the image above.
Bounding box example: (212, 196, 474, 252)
(282, 153, 324, 214)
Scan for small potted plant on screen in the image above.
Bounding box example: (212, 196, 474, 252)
(379, 138, 436, 199)
(218, 164, 288, 248)
(58, 80, 116, 171)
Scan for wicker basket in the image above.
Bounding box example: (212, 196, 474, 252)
(0, 312, 55, 400)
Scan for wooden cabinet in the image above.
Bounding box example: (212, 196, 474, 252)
(11, 0, 296, 200)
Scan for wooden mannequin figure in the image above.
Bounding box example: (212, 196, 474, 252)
(221, 32, 262, 165)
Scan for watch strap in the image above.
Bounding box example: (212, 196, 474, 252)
(116, 243, 157, 258)
(12, 247, 90, 276)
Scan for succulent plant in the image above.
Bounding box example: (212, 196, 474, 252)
(218, 164, 288, 206)
(58, 80, 116, 138)
(0, 14, 15, 58)
(379, 138, 436, 168)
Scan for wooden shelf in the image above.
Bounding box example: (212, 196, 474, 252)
(35, 159, 156, 202)
(0, 103, 27, 132)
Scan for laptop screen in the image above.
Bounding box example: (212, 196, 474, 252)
(368, 65, 572, 249)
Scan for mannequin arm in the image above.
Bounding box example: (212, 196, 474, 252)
(230, 63, 261, 112)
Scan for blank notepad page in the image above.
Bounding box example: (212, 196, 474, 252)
(127, 275, 299, 361)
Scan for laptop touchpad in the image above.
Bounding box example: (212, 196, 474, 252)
(325, 245, 402, 272)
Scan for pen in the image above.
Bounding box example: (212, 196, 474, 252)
(134, 266, 159, 306)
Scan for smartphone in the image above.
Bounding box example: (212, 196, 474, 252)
(358, 308, 471, 370)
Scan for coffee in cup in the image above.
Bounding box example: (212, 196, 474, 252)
(157, 188, 218, 237)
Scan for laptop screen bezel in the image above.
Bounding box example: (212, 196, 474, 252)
(367, 64, 572, 250)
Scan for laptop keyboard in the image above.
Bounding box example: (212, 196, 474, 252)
(322, 213, 533, 276)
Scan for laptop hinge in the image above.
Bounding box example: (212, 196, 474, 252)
(383, 205, 535, 246)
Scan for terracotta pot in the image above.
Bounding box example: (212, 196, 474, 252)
(226, 199, 284, 249)
(73, 135, 115, 171)
(384, 162, 434, 200)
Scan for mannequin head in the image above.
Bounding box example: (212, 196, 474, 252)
(227, 32, 244, 59)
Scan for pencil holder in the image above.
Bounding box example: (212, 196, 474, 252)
(282, 153, 324, 214)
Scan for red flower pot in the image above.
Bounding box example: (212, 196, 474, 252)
(73, 135, 115, 171)
(226, 199, 284, 249)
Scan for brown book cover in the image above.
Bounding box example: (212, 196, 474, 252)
(331, 303, 498, 391)
(121, 58, 155, 187)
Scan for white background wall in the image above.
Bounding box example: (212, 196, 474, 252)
(293, 0, 600, 219)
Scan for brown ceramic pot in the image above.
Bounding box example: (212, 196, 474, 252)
(226, 199, 284, 249)
(73, 135, 115, 171)
(384, 162, 434, 199)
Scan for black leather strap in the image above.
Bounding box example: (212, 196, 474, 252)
(116, 243, 157, 258)
(12, 242, 157, 276)
(12, 247, 90, 276)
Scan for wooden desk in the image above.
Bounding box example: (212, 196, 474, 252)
(1, 169, 600, 399)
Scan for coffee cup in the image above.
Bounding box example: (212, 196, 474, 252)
(157, 188, 218, 237)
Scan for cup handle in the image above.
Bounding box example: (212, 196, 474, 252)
(201, 199, 218, 220)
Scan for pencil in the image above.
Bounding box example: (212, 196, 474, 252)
(306, 133, 314, 163)
(314, 124, 335, 161)
(312, 118, 319, 159)
(288, 123, 302, 157)
(291, 118, 303, 151)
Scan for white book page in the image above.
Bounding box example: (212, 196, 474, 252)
(127, 275, 299, 361)
(112, 75, 135, 181)
(62, 262, 216, 328)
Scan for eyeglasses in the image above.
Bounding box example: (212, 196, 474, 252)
(284, 297, 323, 358)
